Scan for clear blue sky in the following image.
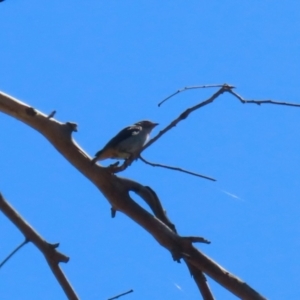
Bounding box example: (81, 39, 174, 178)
(1, 1, 300, 299)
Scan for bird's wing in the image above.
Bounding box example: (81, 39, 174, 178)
(101, 125, 141, 150)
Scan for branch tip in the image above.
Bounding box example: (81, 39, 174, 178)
(48, 242, 60, 249)
(47, 110, 56, 119)
(65, 122, 78, 132)
(183, 236, 211, 245)
(107, 289, 134, 300)
(111, 207, 117, 218)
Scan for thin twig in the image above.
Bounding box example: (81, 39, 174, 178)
(112, 85, 232, 174)
(0, 238, 29, 269)
(144, 85, 232, 153)
(158, 84, 235, 107)
(139, 156, 216, 182)
(0, 90, 269, 300)
(112, 83, 300, 181)
(107, 289, 134, 300)
(227, 89, 300, 107)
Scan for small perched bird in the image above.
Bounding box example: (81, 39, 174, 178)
(91, 120, 158, 164)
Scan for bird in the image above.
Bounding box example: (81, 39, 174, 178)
(91, 120, 158, 164)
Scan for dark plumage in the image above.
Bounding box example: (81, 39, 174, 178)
(91, 120, 158, 164)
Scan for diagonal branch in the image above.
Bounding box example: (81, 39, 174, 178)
(107, 289, 134, 300)
(139, 155, 216, 181)
(0, 90, 267, 300)
(158, 84, 235, 107)
(186, 263, 215, 300)
(145, 85, 232, 153)
(0, 238, 29, 269)
(101, 83, 300, 176)
(112, 85, 231, 174)
(0, 193, 79, 300)
(122, 178, 214, 298)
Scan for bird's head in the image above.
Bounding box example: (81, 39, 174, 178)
(135, 120, 159, 129)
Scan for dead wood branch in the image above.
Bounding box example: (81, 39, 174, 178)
(112, 84, 232, 174)
(227, 89, 300, 107)
(0, 91, 267, 300)
(159, 83, 300, 108)
(113, 83, 300, 178)
(123, 178, 213, 298)
(122, 178, 177, 232)
(186, 263, 215, 300)
(0, 193, 79, 300)
(158, 84, 235, 107)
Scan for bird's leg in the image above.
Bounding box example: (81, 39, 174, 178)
(106, 153, 140, 173)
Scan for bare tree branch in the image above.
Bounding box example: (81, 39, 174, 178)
(107, 289, 134, 300)
(0, 193, 79, 300)
(125, 178, 214, 298)
(227, 89, 300, 107)
(151, 83, 300, 155)
(122, 178, 177, 233)
(0, 91, 267, 300)
(123, 178, 214, 298)
(158, 84, 235, 107)
(112, 85, 231, 174)
(144, 85, 232, 153)
(139, 155, 216, 182)
(186, 263, 215, 300)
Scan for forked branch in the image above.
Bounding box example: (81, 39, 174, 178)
(0, 90, 268, 300)
(0, 193, 78, 300)
(113, 83, 300, 175)
(0, 238, 29, 269)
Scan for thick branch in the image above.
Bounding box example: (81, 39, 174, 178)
(0, 91, 266, 300)
(0, 194, 78, 300)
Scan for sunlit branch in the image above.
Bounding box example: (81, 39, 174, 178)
(0, 193, 79, 300)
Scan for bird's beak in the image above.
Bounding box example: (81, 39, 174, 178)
(152, 123, 159, 127)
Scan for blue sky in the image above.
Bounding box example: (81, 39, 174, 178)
(1, 1, 300, 299)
